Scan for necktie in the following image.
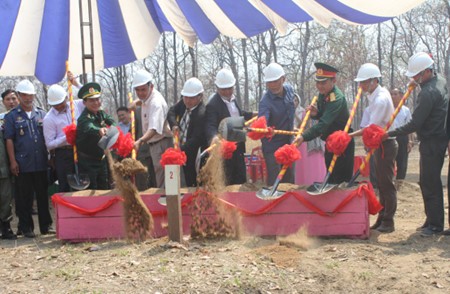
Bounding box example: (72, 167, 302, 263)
(179, 109, 191, 145)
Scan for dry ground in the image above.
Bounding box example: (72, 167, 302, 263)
(0, 141, 449, 294)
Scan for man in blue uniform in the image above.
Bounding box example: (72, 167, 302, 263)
(4, 80, 53, 238)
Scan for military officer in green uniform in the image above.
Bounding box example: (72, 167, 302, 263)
(295, 63, 354, 184)
(76, 83, 115, 190)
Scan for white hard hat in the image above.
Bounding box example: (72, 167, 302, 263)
(215, 68, 236, 88)
(16, 80, 36, 95)
(405, 52, 434, 77)
(354, 63, 381, 82)
(181, 78, 204, 97)
(263, 63, 285, 82)
(47, 84, 67, 106)
(132, 70, 153, 88)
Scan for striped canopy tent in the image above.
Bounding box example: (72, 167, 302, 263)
(0, 0, 426, 85)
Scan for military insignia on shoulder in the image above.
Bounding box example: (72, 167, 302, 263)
(329, 93, 336, 102)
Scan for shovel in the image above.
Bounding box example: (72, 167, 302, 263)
(307, 87, 362, 196)
(347, 83, 416, 188)
(65, 61, 90, 191)
(195, 116, 257, 172)
(256, 96, 319, 199)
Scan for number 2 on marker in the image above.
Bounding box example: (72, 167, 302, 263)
(170, 171, 173, 179)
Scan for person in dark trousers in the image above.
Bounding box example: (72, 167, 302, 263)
(76, 82, 116, 190)
(43, 84, 85, 192)
(385, 52, 449, 237)
(350, 63, 398, 233)
(206, 68, 253, 185)
(4, 80, 54, 238)
(390, 88, 413, 190)
(168, 78, 207, 187)
(296, 63, 354, 185)
(258, 63, 296, 186)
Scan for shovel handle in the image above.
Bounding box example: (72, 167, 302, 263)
(325, 87, 362, 175)
(247, 128, 298, 136)
(270, 96, 319, 191)
(66, 61, 78, 164)
(294, 95, 319, 144)
(244, 116, 258, 126)
(350, 83, 416, 184)
(128, 92, 136, 159)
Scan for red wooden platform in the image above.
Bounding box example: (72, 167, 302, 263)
(52, 184, 375, 242)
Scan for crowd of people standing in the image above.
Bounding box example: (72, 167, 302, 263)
(1, 51, 449, 239)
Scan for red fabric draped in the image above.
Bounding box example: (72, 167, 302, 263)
(53, 184, 382, 218)
(52, 194, 123, 216)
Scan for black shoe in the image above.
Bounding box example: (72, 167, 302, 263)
(1, 228, 17, 240)
(376, 224, 395, 233)
(420, 227, 442, 237)
(23, 231, 36, 238)
(370, 220, 382, 230)
(416, 222, 428, 231)
(16, 230, 22, 236)
(41, 227, 56, 235)
(442, 229, 450, 236)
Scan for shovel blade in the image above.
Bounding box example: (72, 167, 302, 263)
(255, 187, 285, 200)
(218, 116, 247, 142)
(67, 173, 91, 191)
(306, 182, 337, 196)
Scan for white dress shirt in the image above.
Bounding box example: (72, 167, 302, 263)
(392, 106, 412, 129)
(220, 95, 240, 117)
(141, 89, 171, 143)
(43, 99, 84, 150)
(366, 85, 395, 131)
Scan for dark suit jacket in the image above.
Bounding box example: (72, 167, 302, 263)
(167, 99, 207, 186)
(205, 93, 253, 185)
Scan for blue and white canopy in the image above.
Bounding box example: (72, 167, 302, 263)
(0, 0, 426, 84)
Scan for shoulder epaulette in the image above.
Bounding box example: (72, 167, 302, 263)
(329, 92, 336, 102)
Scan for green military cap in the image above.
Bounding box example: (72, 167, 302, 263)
(314, 62, 339, 81)
(78, 82, 102, 99)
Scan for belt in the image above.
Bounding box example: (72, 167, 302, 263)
(147, 137, 170, 146)
(56, 145, 73, 150)
(78, 151, 105, 161)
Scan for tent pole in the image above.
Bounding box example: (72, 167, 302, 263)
(78, 0, 96, 83)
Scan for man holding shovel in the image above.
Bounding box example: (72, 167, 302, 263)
(168, 78, 207, 187)
(295, 63, 354, 185)
(384, 52, 448, 237)
(76, 82, 116, 190)
(258, 63, 295, 186)
(349, 63, 398, 233)
(43, 84, 84, 192)
(130, 70, 172, 188)
(206, 68, 253, 185)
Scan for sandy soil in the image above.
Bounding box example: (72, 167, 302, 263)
(1, 145, 449, 294)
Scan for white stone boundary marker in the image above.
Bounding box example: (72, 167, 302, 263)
(164, 164, 183, 242)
